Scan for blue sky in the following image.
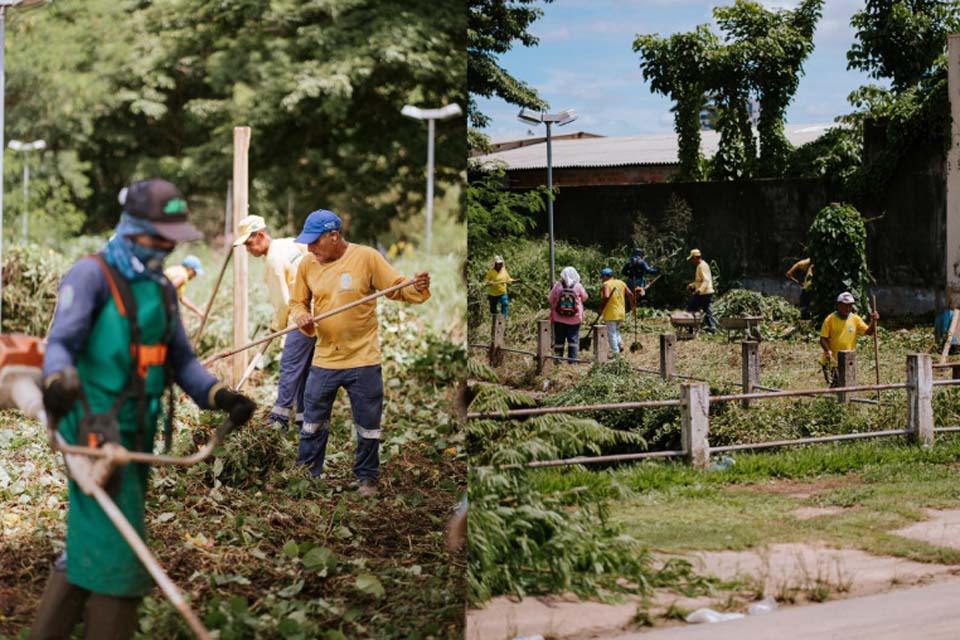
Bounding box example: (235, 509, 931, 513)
(475, 0, 885, 140)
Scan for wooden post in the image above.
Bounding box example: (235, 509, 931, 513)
(945, 35, 960, 311)
(837, 350, 856, 403)
(741, 340, 759, 409)
(536, 319, 553, 374)
(659, 333, 676, 381)
(231, 127, 251, 386)
(593, 324, 609, 363)
(489, 313, 505, 367)
(907, 353, 934, 446)
(681, 382, 710, 469)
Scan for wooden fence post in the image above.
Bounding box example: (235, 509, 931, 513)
(593, 324, 609, 364)
(489, 314, 505, 367)
(536, 319, 553, 374)
(837, 350, 856, 403)
(660, 333, 676, 381)
(231, 127, 251, 386)
(907, 353, 934, 446)
(682, 382, 710, 468)
(741, 340, 759, 409)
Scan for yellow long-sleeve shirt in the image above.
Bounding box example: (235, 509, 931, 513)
(288, 243, 430, 369)
(163, 264, 190, 299)
(691, 261, 714, 295)
(484, 268, 511, 296)
(263, 237, 308, 330)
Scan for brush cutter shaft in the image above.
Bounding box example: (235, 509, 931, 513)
(56, 436, 211, 639)
(201, 278, 418, 366)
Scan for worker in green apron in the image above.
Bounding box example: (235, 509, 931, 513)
(30, 179, 256, 640)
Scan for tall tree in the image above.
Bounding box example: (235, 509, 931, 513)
(707, 42, 755, 180)
(715, 0, 823, 177)
(634, 26, 717, 181)
(468, 0, 551, 127)
(7, 0, 466, 240)
(848, 0, 960, 92)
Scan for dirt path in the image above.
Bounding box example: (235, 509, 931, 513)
(467, 509, 960, 640)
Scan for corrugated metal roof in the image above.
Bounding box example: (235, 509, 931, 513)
(472, 124, 834, 170)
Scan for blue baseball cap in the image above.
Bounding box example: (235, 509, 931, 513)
(295, 209, 342, 244)
(182, 255, 203, 276)
(601, 267, 614, 277)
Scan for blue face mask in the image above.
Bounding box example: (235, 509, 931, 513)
(128, 240, 171, 273)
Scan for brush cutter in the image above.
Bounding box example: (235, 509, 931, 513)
(0, 333, 239, 640)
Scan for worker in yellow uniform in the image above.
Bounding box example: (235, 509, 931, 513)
(819, 291, 878, 386)
(233, 214, 312, 430)
(598, 267, 634, 354)
(786, 257, 813, 318)
(483, 255, 512, 318)
(386, 234, 415, 262)
(163, 255, 204, 317)
(686, 249, 717, 332)
(289, 209, 430, 497)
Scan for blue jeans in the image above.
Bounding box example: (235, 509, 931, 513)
(488, 294, 509, 316)
(606, 320, 623, 353)
(553, 322, 580, 362)
(686, 294, 717, 330)
(297, 365, 383, 480)
(268, 330, 316, 426)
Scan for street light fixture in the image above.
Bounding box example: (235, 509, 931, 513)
(8, 138, 46, 239)
(516, 108, 579, 283)
(401, 102, 462, 254)
(0, 0, 48, 330)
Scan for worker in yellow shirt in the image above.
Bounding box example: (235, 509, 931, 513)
(163, 255, 204, 317)
(786, 257, 813, 318)
(483, 255, 512, 317)
(686, 249, 717, 332)
(289, 209, 430, 497)
(234, 214, 312, 430)
(598, 267, 634, 354)
(386, 234, 415, 262)
(819, 291, 878, 386)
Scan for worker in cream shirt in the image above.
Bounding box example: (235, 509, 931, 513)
(234, 214, 312, 430)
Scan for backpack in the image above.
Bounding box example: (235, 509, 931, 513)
(555, 284, 578, 317)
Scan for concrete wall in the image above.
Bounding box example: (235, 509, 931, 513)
(522, 167, 945, 314)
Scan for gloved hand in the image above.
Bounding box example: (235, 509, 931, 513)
(43, 367, 82, 424)
(214, 387, 256, 427)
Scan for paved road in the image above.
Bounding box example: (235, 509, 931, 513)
(613, 579, 960, 640)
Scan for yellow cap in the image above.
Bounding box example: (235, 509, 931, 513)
(233, 215, 267, 246)
(687, 249, 701, 260)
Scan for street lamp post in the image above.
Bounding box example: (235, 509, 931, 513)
(517, 108, 578, 284)
(400, 102, 462, 254)
(9, 138, 45, 239)
(0, 0, 46, 330)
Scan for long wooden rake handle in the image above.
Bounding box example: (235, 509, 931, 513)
(192, 249, 233, 350)
(201, 278, 418, 367)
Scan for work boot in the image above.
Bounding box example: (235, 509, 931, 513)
(267, 413, 289, 432)
(357, 479, 379, 498)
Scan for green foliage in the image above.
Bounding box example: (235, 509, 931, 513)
(1, 244, 68, 335)
(805, 203, 871, 321)
(466, 165, 549, 258)
(633, 26, 717, 180)
(410, 335, 468, 388)
(713, 289, 801, 323)
(715, 0, 823, 177)
(847, 0, 960, 92)
(543, 359, 682, 451)
(467, 465, 654, 605)
(785, 126, 862, 183)
(468, 0, 552, 145)
(841, 67, 950, 199)
(7, 0, 465, 241)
